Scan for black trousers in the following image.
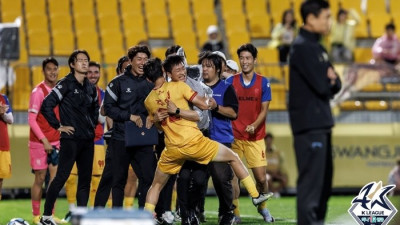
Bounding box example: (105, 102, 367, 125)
(110, 139, 157, 208)
(294, 131, 333, 225)
(94, 141, 113, 207)
(177, 160, 208, 219)
(44, 139, 94, 215)
(208, 161, 234, 216)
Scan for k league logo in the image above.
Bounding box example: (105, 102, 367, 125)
(348, 181, 397, 225)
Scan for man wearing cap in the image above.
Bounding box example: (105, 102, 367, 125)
(201, 25, 225, 54)
(222, 59, 239, 80)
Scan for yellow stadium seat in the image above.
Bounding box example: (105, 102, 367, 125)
(248, 13, 271, 38)
(50, 13, 73, 32)
(167, 0, 190, 16)
(221, 0, 243, 13)
(174, 30, 198, 49)
(125, 29, 148, 48)
(282, 65, 289, 90)
(270, 83, 287, 111)
(52, 31, 75, 56)
(151, 47, 169, 60)
(26, 13, 48, 31)
(268, 0, 292, 24)
(122, 13, 145, 30)
(364, 100, 388, 111)
(103, 47, 125, 65)
(369, 13, 392, 38)
(355, 16, 369, 38)
(120, 0, 142, 16)
(146, 12, 170, 38)
(339, 0, 362, 14)
(245, 0, 268, 16)
(391, 101, 400, 110)
(74, 13, 97, 32)
(183, 47, 200, 65)
(267, 65, 283, 81)
(353, 47, 372, 63)
(170, 12, 194, 34)
(360, 82, 383, 92)
(12, 88, 31, 111)
(48, 0, 70, 15)
(366, 0, 387, 14)
(144, 0, 166, 14)
(98, 13, 120, 32)
(224, 13, 247, 33)
(101, 31, 124, 64)
(14, 66, 31, 91)
(1, 0, 22, 22)
(24, 0, 46, 14)
(227, 31, 251, 53)
(385, 83, 400, 92)
(257, 47, 279, 64)
(71, 0, 94, 15)
(96, 0, 118, 14)
(390, 0, 400, 15)
(104, 66, 117, 85)
(28, 30, 50, 55)
(339, 101, 363, 111)
(86, 48, 102, 63)
(76, 30, 100, 51)
(31, 66, 43, 87)
(58, 66, 71, 78)
(328, 0, 340, 16)
(191, 0, 214, 14)
(17, 27, 28, 63)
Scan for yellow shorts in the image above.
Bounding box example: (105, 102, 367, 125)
(232, 139, 267, 168)
(92, 144, 106, 175)
(0, 151, 11, 178)
(158, 135, 219, 174)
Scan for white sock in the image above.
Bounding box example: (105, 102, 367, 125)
(69, 204, 75, 211)
(42, 215, 52, 219)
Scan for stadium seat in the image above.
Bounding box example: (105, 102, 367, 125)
(221, 0, 243, 14)
(17, 27, 28, 63)
(354, 17, 369, 38)
(50, 13, 73, 31)
(364, 100, 389, 111)
(52, 31, 75, 56)
(366, 0, 388, 15)
(339, 100, 363, 111)
(245, 0, 268, 16)
(151, 47, 169, 60)
(98, 13, 121, 32)
(27, 30, 50, 55)
(100, 31, 125, 64)
(167, 0, 191, 17)
(391, 101, 400, 110)
(257, 47, 279, 64)
(390, 0, 400, 15)
(247, 13, 271, 38)
(339, 0, 363, 14)
(227, 31, 251, 54)
(353, 47, 372, 63)
(183, 47, 200, 65)
(76, 30, 100, 52)
(328, 0, 340, 16)
(224, 12, 247, 33)
(58, 66, 71, 78)
(125, 29, 148, 48)
(174, 30, 198, 50)
(72, 0, 94, 15)
(146, 12, 170, 38)
(269, 83, 287, 111)
(267, 65, 283, 81)
(170, 12, 194, 34)
(191, 0, 214, 15)
(1, 0, 22, 22)
(368, 13, 392, 38)
(31, 66, 43, 87)
(96, 0, 118, 14)
(360, 82, 383, 92)
(24, 0, 46, 14)
(268, 0, 292, 25)
(120, 0, 142, 16)
(194, 12, 217, 46)
(385, 83, 400, 92)
(48, 0, 70, 15)
(14, 66, 30, 91)
(74, 13, 97, 32)
(25, 13, 48, 31)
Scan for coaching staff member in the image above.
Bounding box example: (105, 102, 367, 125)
(289, 1, 341, 225)
(39, 50, 99, 225)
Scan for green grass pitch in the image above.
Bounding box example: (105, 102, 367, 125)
(0, 196, 399, 224)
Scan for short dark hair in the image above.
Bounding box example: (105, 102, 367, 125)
(386, 23, 396, 31)
(237, 43, 258, 59)
(337, 9, 348, 21)
(68, 49, 90, 73)
(127, 45, 151, 60)
(89, 61, 101, 69)
(282, 9, 296, 28)
(116, 55, 129, 74)
(165, 45, 182, 58)
(301, 0, 330, 24)
(144, 58, 163, 83)
(42, 57, 59, 70)
(163, 55, 185, 73)
(199, 51, 223, 77)
(265, 133, 274, 139)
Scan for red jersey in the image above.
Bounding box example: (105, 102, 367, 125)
(231, 73, 266, 141)
(0, 94, 12, 151)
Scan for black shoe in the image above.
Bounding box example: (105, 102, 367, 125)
(62, 211, 71, 223)
(39, 216, 57, 225)
(196, 211, 206, 223)
(190, 211, 200, 225)
(180, 217, 191, 225)
(219, 212, 236, 225)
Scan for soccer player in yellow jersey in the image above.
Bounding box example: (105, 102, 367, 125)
(142, 57, 271, 221)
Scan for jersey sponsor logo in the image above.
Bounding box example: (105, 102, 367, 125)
(238, 96, 259, 101)
(74, 89, 79, 94)
(109, 83, 113, 88)
(126, 88, 131, 93)
(348, 181, 397, 225)
(57, 84, 62, 89)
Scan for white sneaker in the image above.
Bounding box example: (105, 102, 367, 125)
(258, 208, 275, 223)
(252, 192, 274, 206)
(162, 211, 175, 224)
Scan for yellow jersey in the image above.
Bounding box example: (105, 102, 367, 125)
(145, 81, 203, 148)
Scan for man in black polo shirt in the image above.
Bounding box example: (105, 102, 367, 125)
(289, 1, 341, 225)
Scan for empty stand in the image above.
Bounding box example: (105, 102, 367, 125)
(360, 83, 383, 92)
(339, 100, 364, 111)
(354, 47, 373, 63)
(364, 100, 389, 111)
(146, 12, 170, 38)
(270, 83, 287, 110)
(268, 0, 292, 25)
(1, 0, 22, 22)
